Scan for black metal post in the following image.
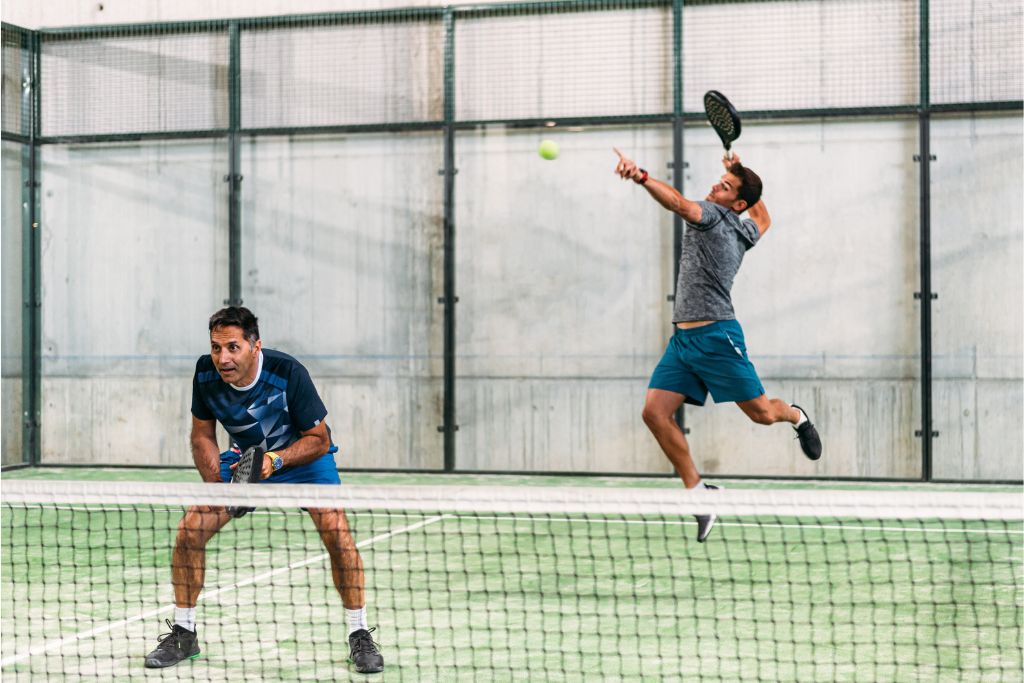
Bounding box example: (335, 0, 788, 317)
(440, 9, 458, 470)
(21, 30, 42, 467)
(671, 0, 688, 434)
(226, 22, 243, 306)
(917, 0, 934, 480)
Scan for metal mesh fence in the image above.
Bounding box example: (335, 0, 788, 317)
(682, 0, 920, 112)
(40, 27, 229, 138)
(930, 0, 1024, 104)
(2, 26, 31, 137)
(15, 1, 1021, 138)
(240, 14, 445, 129)
(454, 3, 672, 121)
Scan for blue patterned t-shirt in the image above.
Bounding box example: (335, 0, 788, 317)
(191, 349, 337, 481)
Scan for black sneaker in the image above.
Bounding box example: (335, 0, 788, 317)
(348, 627, 384, 674)
(144, 619, 200, 668)
(695, 484, 719, 543)
(791, 405, 822, 461)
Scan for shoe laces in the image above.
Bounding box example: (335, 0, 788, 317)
(155, 619, 188, 648)
(351, 627, 380, 654)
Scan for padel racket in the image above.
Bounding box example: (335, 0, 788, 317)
(704, 90, 742, 158)
(227, 445, 264, 518)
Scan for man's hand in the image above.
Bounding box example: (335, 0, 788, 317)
(227, 453, 274, 480)
(722, 151, 740, 169)
(613, 147, 645, 183)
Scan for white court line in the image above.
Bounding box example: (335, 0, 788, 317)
(0, 514, 450, 667)
(460, 514, 1024, 537)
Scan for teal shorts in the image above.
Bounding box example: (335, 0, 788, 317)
(648, 320, 765, 406)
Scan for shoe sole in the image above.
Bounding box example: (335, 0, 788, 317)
(144, 653, 200, 669)
(348, 658, 384, 674)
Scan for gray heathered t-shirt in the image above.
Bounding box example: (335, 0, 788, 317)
(672, 200, 760, 323)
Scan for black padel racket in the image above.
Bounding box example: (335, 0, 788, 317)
(704, 90, 742, 158)
(227, 445, 264, 518)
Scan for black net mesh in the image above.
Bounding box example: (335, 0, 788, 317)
(1, 482, 1021, 680)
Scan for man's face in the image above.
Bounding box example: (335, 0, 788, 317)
(210, 325, 261, 386)
(705, 171, 747, 212)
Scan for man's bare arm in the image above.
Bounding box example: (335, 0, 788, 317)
(747, 199, 771, 235)
(613, 147, 702, 223)
(257, 421, 332, 479)
(190, 416, 222, 483)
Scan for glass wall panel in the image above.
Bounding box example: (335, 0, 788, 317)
(241, 133, 445, 470)
(455, 125, 675, 473)
(685, 119, 923, 478)
(39, 140, 228, 465)
(930, 115, 1023, 480)
(2, 141, 25, 466)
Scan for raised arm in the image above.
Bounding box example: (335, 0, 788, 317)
(746, 199, 771, 236)
(614, 147, 703, 224)
(723, 152, 771, 235)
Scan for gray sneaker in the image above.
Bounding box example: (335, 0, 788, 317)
(696, 484, 719, 543)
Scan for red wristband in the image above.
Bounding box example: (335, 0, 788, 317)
(637, 169, 649, 185)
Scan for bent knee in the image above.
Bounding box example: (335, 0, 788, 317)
(642, 405, 674, 429)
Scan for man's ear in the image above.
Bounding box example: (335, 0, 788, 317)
(732, 198, 748, 214)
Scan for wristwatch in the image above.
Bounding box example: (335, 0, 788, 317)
(266, 452, 284, 473)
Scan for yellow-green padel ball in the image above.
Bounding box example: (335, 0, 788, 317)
(538, 139, 559, 160)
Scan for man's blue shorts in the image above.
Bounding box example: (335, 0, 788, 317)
(219, 445, 341, 485)
(648, 319, 765, 407)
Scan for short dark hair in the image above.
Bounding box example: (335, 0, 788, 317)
(728, 162, 763, 210)
(208, 306, 260, 344)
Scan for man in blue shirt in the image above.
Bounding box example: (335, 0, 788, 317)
(144, 307, 384, 674)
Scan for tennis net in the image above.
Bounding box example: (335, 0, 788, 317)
(2, 480, 1021, 681)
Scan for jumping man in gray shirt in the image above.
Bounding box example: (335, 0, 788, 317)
(614, 148, 822, 542)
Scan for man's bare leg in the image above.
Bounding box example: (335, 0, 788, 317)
(146, 505, 231, 669)
(642, 388, 700, 488)
(308, 507, 384, 674)
(172, 505, 233, 608)
(735, 394, 799, 425)
(308, 508, 365, 609)
(736, 394, 822, 460)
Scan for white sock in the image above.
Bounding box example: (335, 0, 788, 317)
(346, 607, 368, 636)
(687, 479, 713, 490)
(174, 606, 196, 632)
(793, 405, 808, 427)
